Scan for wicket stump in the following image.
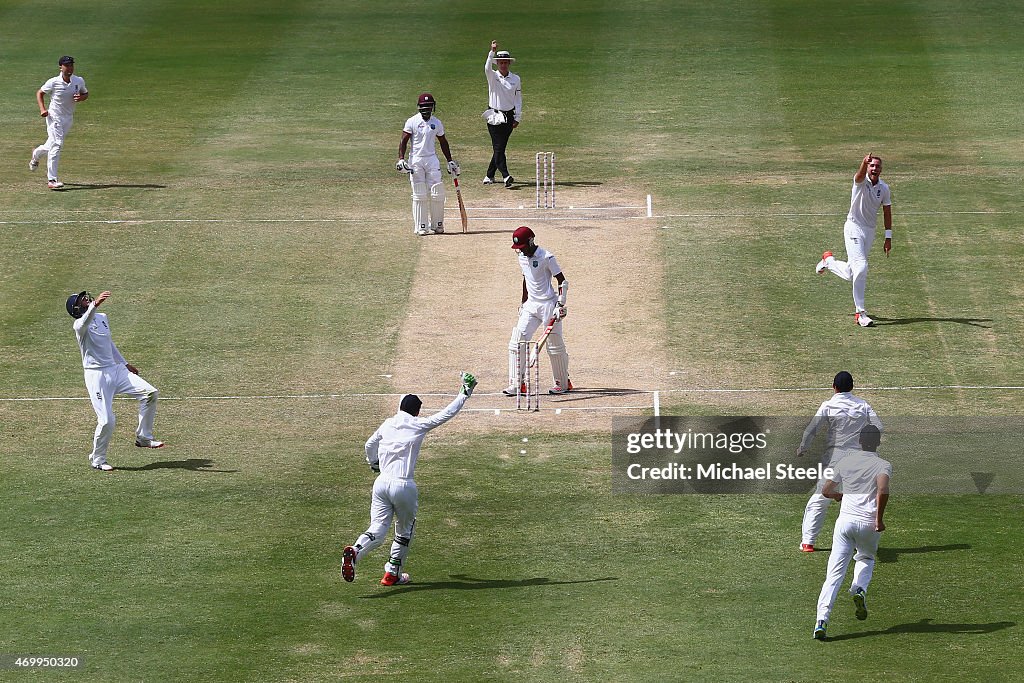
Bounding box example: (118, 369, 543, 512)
(535, 152, 555, 209)
(516, 340, 540, 412)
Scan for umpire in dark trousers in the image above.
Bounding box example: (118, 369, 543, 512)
(484, 40, 522, 188)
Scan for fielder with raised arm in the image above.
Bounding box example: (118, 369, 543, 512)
(342, 372, 477, 586)
(813, 425, 892, 640)
(504, 226, 572, 395)
(816, 154, 893, 327)
(397, 93, 459, 236)
(796, 371, 882, 551)
(66, 290, 164, 471)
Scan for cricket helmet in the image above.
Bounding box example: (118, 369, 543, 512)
(66, 290, 90, 318)
(399, 394, 423, 416)
(511, 226, 535, 250)
(417, 93, 436, 118)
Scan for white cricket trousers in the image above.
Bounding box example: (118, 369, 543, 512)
(816, 516, 881, 621)
(507, 298, 569, 389)
(84, 365, 158, 466)
(354, 475, 418, 572)
(33, 114, 73, 182)
(826, 220, 874, 313)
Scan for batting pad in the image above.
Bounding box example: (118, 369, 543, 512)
(429, 182, 446, 229)
(412, 181, 429, 232)
(546, 333, 570, 388)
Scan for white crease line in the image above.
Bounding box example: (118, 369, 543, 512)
(3, 385, 1021, 403)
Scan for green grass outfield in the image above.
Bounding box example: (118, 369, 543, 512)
(1, 1, 1022, 680)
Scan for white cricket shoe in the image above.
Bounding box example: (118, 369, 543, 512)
(502, 383, 526, 397)
(415, 227, 429, 236)
(29, 156, 39, 171)
(815, 251, 833, 275)
(504, 175, 515, 188)
(47, 180, 64, 190)
(855, 312, 874, 327)
(432, 224, 444, 234)
(91, 460, 114, 471)
(482, 176, 495, 185)
(136, 439, 165, 448)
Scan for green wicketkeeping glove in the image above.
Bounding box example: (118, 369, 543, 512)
(460, 371, 478, 396)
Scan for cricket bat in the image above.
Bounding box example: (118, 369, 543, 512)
(453, 176, 468, 233)
(529, 316, 558, 367)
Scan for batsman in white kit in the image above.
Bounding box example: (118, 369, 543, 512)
(504, 226, 572, 395)
(397, 93, 460, 236)
(813, 425, 892, 640)
(67, 291, 164, 471)
(797, 371, 882, 552)
(816, 154, 894, 327)
(31, 56, 89, 190)
(342, 372, 477, 586)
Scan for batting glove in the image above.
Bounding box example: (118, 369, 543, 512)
(460, 371, 478, 397)
(554, 304, 568, 320)
(447, 160, 460, 176)
(396, 159, 412, 173)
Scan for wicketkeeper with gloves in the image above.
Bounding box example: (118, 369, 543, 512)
(396, 92, 460, 236)
(342, 372, 477, 587)
(504, 226, 572, 396)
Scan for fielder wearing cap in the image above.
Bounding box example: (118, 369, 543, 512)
(504, 226, 573, 395)
(483, 40, 522, 187)
(342, 372, 477, 586)
(67, 290, 165, 471)
(396, 92, 460, 236)
(31, 55, 89, 190)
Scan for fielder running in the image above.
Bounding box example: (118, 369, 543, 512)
(504, 226, 572, 396)
(816, 154, 894, 327)
(342, 372, 477, 586)
(796, 371, 882, 551)
(67, 290, 164, 471)
(31, 56, 89, 191)
(397, 93, 460, 236)
(813, 425, 892, 640)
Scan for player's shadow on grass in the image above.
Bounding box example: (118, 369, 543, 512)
(508, 180, 603, 190)
(872, 316, 992, 328)
(877, 543, 971, 564)
(117, 458, 237, 473)
(360, 574, 617, 598)
(826, 618, 1016, 641)
(59, 183, 167, 191)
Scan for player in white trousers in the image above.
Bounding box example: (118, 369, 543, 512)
(503, 226, 572, 395)
(813, 425, 891, 640)
(342, 372, 477, 586)
(67, 290, 164, 471)
(796, 371, 882, 551)
(397, 93, 460, 236)
(31, 56, 89, 190)
(816, 154, 893, 327)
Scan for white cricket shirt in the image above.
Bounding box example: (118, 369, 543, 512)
(40, 74, 87, 120)
(73, 305, 126, 369)
(518, 247, 562, 302)
(485, 52, 523, 122)
(847, 177, 891, 230)
(799, 392, 882, 452)
(829, 450, 893, 524)
(403, 114, 446, 161)
(365, 394, 467, 479)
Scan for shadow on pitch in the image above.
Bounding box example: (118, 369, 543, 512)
(549, 387, 652, 404)
(360, 574, 617, 598)
(506, 180, 603, 190)
(872, 316, 992, 328)
(826, 618, 1016, 641)
(59, 183, 167, 191)
(877, 543, 971, 564)
(117, 458, 237, 473)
